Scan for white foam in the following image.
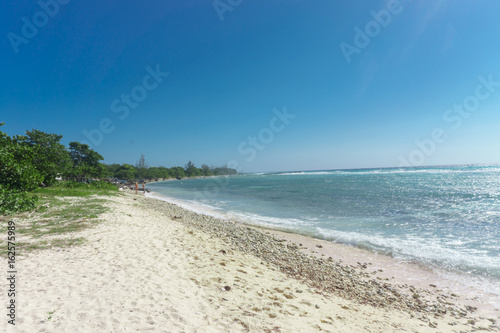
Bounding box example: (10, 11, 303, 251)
(315, 227, 500, 276)
(146, 190, 316, 232)
(145, 192, 229, 220)
(226, 211, 315, 229)
(277, 171, 336, 176)
(273, 166, 500, 177)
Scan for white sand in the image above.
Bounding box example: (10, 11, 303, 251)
(2, 193, 498, 332)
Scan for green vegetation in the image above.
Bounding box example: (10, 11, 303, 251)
(1, 122, 237, 215)
(47, 310, 56, 321)
(14, 129, 71, 186)
(1, 125, 42, 213)
(67, 142, 106, 181)
(105, 157, 238, 181)
(0, 181, 118, 256)
(0, 121, 237, 255)
(1, 123, 108, 214)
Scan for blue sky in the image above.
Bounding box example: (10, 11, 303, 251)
(2, 0, 500, 172)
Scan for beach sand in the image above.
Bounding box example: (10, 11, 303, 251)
(2, 192, 499, 332)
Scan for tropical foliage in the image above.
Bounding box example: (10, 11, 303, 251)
(0, 123, 106, 214)
(104, 159, 238, 180)
(1, 123, 238, 214)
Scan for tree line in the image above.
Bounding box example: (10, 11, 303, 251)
(0, 124, 237, 214)
(107, 154, 238, 181)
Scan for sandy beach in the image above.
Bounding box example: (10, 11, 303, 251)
(2, 191, 499, 332)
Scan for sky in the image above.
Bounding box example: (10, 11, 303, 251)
(2, 0, 500, 173)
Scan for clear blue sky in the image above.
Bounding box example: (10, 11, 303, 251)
(2, 0, 500, 172)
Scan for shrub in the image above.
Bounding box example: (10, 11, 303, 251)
(0, 186, 38, 215)
(89, 181, 117, 190)
(54, 180, 117, 191)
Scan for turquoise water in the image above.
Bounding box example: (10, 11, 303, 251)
(147, 165, 500, 287)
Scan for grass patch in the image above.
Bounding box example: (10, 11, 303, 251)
(32, 185, 118, 200)
(0, 183, 118, 256)
(0, 238, 86, 256)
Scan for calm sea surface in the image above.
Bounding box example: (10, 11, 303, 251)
(147, 165, 500, 296)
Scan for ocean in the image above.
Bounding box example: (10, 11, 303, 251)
(147, 165, 500, 299)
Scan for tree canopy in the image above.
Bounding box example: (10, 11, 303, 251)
(14, 129, 71, 185)
(0, 124, 107, 214)
(68, 142, 105, 180)
(1, 123, 41, 213)
(0, 123, 238, 214)
(104, 156, 238, 181)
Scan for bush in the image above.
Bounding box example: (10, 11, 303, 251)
(54, 180, 117, 191)
(89, 181, 117, 190)
(0, 143, 43, 192)
(0, 187, 38, 215)
(55, 180, 88, 189)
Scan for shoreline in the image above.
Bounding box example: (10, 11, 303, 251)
(260, 227, 500, 317)
(5, 191, 499, 332)
(145, 189, 500, 317)
(141, 192, 499, 322)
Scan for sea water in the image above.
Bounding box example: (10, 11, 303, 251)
(147, 165, 500, 299)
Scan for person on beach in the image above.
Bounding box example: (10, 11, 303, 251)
(135, 182, 139, 194)
(142, 182, 145, 193)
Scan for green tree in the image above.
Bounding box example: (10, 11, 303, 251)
(201, 164, 212, 176)
(135, 153, 149, 179)
(105, 164, 122, 178)
(157, 166, 171, 179)
(212, 165, 238, 175)
(114, 164, 136, 180)
(145, 166, 165, 180)
(185, 161, 200, 177)
(0, 124, 42, 192)
(14, 129, 71, 186)
(68, 142, 104, 180)
(0, 123, 40, 213)
(170, 166, 185, 179)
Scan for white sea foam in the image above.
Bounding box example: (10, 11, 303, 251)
(226, 211, 315, 229)
(277, 171, 336, 176)
(147, 191, 316, 230)
(274, 166, 500, 177)
(315, 227, 500, 303)
(145, 192, 229, 220)
(315, 228, 500, 275)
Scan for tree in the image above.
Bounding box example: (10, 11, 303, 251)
(114, 164, 136, 180)
(185, 161, 200, 177)
(170, 166, 185, 179)
(14, 129, 71, 186)
(157, 166, 171, 179)
(135, 153, 149, 179)
(105, 164, 122, 178)
(144, 167, 164, 180)
(68, 142, 104, 180)
(201, 164, 212, 176)
(0, 123, 40, 213)
(0, 124, 42, 192)
(212, 165, 238, 175)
